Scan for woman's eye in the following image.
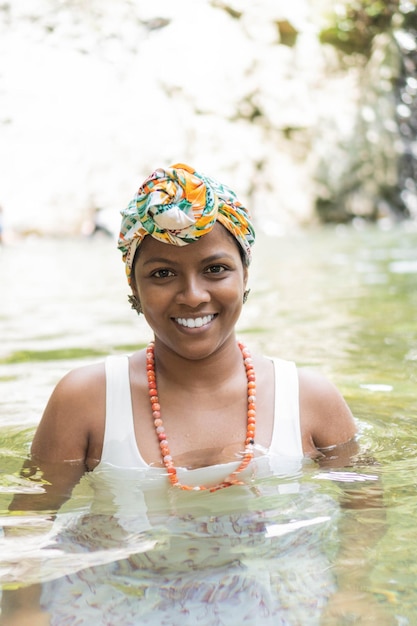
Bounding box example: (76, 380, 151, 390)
(152, 269, 174, 279)
(206, 265, 226, 274)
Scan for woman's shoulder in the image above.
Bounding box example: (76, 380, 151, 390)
(41, 362, 106, 430)
(297, 367, 349, 408)
(54, 360, 107, 399)
(31, 361, 108, 463)
(297, 367, 357, 454)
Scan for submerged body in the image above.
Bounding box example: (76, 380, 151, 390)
(37, 353, 339, 625)
(39, 475, 339, 625)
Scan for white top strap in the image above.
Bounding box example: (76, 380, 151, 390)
(102, 355, 143, 467)
(269, 357, 303, 457)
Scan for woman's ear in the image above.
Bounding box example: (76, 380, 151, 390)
(131, 282, 139, 298)
(243, 266, 249, 289)
(130, 273, 139, 298)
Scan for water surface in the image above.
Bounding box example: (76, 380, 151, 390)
(1, 224, 417, 624)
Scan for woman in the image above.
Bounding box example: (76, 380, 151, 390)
(3, 164, 384, 625)
(32, 163, 356, 482)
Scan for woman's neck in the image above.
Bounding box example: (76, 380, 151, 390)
(151, 335, 244, 390)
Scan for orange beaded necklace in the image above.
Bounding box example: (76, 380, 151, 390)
(146, 341, 256, 492)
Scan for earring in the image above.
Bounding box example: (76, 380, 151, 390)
(128, 294, 143, 315)
(243, 289, 251, 304)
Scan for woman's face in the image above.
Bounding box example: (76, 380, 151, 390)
(132, 222, 248, 360)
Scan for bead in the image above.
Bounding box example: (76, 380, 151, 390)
(146, 340, 256, 492)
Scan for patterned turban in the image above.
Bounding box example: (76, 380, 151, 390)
(118, 163, 255, 284)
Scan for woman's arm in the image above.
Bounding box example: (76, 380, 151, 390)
(1, 364, 105, 623)
(0, 585, 50, 626)
(31, 363, 105, 468)
(10, 363, 105, 512)
(298, 369, 394, 624)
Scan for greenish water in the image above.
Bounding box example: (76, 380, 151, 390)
(1, 224, 417, 623)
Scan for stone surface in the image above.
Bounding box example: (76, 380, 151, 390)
(0, 0, 407, 236)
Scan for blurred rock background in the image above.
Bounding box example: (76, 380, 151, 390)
(0, 0, 416, 237)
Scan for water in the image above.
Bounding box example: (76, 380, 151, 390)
(1, 224, 417, 624)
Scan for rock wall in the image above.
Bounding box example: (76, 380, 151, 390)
(0, 0, 395, 236)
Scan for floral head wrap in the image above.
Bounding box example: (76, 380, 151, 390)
(118, 163, 255, 284)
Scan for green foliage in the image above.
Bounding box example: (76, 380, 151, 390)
(319, 0, 402, 56)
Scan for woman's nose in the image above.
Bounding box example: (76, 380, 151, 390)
(175, 275, 210, 307)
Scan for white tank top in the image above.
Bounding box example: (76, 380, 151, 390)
(99, 355, 303, 478)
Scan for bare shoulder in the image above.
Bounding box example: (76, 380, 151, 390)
(297, 367, 357, 457)
(31, 361, 106, 466)
(45, 361, 106, 414)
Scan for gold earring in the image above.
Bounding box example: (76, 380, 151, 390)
(243, 289, 250, 304)
(128, 294, 143, 315)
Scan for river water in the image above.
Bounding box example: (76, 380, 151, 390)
(1, 223, 417, 624)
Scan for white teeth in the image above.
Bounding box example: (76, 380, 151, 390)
(175, 315, 214, 328)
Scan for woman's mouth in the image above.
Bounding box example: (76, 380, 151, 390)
(174, 314, 216, 329)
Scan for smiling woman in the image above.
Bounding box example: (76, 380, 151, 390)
(1, 163, 384, 626)
(131, 223, 248, 365)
